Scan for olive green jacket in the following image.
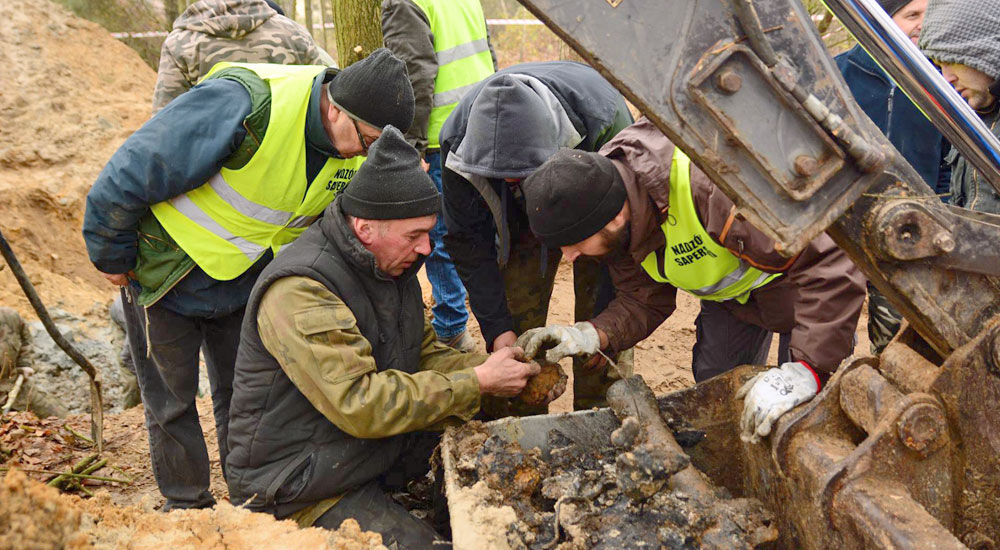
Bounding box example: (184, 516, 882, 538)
(257, 275, 483, 438)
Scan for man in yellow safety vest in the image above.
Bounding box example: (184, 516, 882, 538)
(381, 0, 497, 352)
(82, 48, 414, 511)
(517, 118, 865, 444)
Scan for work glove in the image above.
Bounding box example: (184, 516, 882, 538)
(516, 322, 601, 364)
(736, 361, 819, 444)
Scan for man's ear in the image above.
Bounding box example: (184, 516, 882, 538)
(352, 217, 374, 245)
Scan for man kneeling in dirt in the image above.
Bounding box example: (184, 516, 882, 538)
(227, 127, 549, 548)
(0, 302, 66, 418)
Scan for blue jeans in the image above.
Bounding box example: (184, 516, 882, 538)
(424, 151, 469, 339)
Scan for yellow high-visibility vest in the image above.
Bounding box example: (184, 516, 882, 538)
(151, 62, 365, 281)
(411, 0, 495, 149)
(641, 148, 780, 303)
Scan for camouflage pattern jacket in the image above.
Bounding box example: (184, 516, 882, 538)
(0, 307, 31, 381)
(228, 197, 482, 517)
(152, 0, 335, 114)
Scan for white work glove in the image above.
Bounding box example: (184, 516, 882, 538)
(516, 322, 601, 363)
(736, 361, 819, 444)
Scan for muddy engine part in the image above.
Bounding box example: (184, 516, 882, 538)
(444, 0, 1000, 547)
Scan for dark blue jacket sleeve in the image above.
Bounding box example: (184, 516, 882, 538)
(83, 79, 251, 274)
(439, 143, 514, 347)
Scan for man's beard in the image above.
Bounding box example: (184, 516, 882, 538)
(596, 223, 630, 260)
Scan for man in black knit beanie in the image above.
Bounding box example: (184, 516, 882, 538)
(227, 126, 555, 546)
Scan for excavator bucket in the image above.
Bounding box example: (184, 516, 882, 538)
(443, 0, 1000, 547)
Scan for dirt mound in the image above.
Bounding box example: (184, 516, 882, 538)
(0, 0, 154, 320)
(0, 469, 386, 550)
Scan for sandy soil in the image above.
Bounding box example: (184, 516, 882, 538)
(0, 0, 871, 544)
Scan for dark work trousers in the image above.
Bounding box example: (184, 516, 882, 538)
(121, 286, 243, 510)
(692, 300, 791, 382)
(313, 432, 444, 549)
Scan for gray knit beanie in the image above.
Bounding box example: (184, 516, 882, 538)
(920, 0, 1000, 80)
(878, 0, 909, 16)
(340, 125, 440, 220)
(329, 48, 415, 132)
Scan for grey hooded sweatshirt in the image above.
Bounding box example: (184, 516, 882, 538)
(438, 61, 632, 346)
(152, 0, 335, 113)
(920, 0, 1000, 213)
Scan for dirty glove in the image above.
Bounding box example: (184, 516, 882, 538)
(736, 361, 819, 444)
(516, 322, 601, 364)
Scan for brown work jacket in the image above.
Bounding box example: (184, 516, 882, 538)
(589, 118, 866, 374)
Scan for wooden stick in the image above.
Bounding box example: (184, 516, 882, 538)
(1, 374, 25, 416)
(80, 458, 108, 476)
(2, 467, 131, 485)
(46, 453, 98, 488)
(65, 425, 95, 446)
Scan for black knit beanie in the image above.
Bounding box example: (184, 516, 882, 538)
(329, 48, 415, 132)
(340, 125, 440, 220)
(878, 0, 910, 16)
(522, 149, 627, 248)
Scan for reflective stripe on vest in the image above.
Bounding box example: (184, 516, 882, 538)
(411, 0, 495, 149)
(641, 148, 780, 304)
(150, 62, 365, 281)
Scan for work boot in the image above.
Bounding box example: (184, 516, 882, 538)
(438, 330, 478, 353)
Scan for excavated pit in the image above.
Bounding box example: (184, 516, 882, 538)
(446, 420, 776, 550)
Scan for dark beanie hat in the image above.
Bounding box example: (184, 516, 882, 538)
(522, 149, 627, 248)
(329, 48, 415, 132)
(263, 0, 285, 16)
(878, 0, 910, 16)
(340, 125, 440, 220)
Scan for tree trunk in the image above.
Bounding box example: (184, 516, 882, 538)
(332, 0, 383, 67)
(304, 0, 315, 43)
(318, 0, 330, 50)
(164, 0, 180, 26)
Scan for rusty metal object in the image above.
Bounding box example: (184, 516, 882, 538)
(897, 402, 946, 456)
(715, 70, 743, 94)
(516, 360, 567, 406)
(606, 376, 706, 499)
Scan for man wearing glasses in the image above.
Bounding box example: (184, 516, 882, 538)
(82, 48, 414, 512)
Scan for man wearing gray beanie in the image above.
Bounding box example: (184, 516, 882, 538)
(83, 48, 415, 511)
(920, 0, 1000, 214)
(227, 126, 553, 546)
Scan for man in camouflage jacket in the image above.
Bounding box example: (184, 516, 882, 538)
(0, 304, 66, 418)
(153, 0, 335, 114)
(228, 127, 546, 548)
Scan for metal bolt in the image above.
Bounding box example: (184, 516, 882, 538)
(933, 232, 955, 253)
(715, 71, 742, 94)
(793, 155, 818, 177)
(897, 402, 945, 456)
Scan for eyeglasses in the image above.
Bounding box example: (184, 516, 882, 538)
(352, 118, 377, 155)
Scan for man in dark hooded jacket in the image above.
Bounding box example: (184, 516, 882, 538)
(835, 0, 950, 354)
(153, 0, 335, 114)
(920, 0, 1000, 214)
(439, 61, 633, 414)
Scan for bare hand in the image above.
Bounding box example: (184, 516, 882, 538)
(491, 331, 517, 352)
(421, 158, 430, 172)
(474, 346, 540, 397)
(102, 271, 133, 286)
